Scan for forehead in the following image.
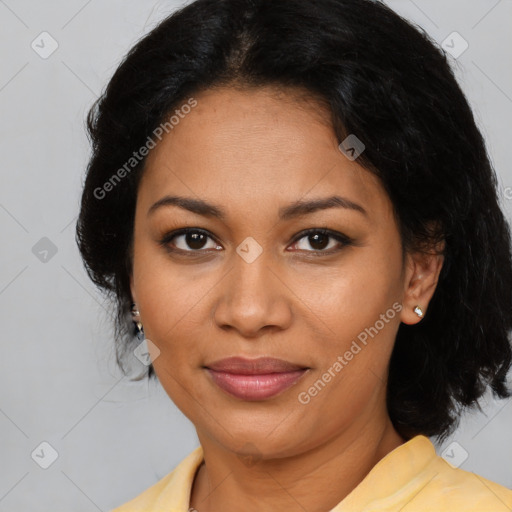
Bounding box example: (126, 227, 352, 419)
(139, 86, 392, 223)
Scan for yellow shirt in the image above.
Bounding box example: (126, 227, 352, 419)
(111, 435, 512, 511)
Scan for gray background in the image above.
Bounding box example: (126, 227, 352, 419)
(1, 0, 511, 510)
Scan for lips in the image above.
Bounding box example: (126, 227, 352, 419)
(205, 357, 309, 401)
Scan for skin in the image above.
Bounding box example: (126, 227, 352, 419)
(130, 85, 444, 512)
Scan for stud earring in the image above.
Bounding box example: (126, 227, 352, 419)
(413, 305, 424, 318)
(131, 302, 144, 339)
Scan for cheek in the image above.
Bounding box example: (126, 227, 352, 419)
(132, 228, 210, 331)
(299, 243, 403, 348)
(135, 258, 210, 416)
(130, 239, 205, 369)
(291, 243, 403, 415)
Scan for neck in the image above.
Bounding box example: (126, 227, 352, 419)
(190, 415, 405, 512)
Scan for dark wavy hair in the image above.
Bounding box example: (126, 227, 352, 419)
(76, 0, 512, 441)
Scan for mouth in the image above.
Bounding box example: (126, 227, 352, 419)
(204, 357, 310, 401)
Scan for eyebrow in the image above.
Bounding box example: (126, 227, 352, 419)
(148, 194, 368, 220)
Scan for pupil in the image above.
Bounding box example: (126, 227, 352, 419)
(187, 232, 206, 249)
(309, 233, 328, 250)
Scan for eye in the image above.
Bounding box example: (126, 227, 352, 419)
(160, 227, 353, 256)
(159, 228, 222, 252)
(288, 228, 353, 254)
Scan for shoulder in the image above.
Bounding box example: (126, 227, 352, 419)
(338, 435, 512, 512)
(109, 446, 203, 512)
(409, 457, 512, 511)
(392, 438, 512, 512)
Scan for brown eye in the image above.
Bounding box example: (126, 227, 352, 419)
(184, 231, 208, 250)
(289, 229, 353, 253)
(306, 232, 330, 250)
(160, 229, 222, 252)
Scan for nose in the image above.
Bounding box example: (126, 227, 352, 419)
(213, 249, 293, 338)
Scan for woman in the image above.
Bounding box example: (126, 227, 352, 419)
(76, 0, 512, 510)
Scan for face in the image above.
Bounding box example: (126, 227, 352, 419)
(130, 85, 431, 459)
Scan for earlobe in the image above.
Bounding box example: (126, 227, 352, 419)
(400, 250, 444, 325)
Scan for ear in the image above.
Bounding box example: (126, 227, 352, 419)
(400, 244, 444, 325)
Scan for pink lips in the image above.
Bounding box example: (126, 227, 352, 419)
(205, 357, 309, 401)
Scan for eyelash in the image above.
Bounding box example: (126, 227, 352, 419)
(158, 227, 353, 256)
